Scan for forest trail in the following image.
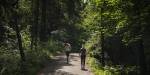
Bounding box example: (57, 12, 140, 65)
(37, 53, 93, 75)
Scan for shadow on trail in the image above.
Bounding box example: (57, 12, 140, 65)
(50, 70, 78, 75)
(70, 54, 80, 62)
(37, 53, 79, 75)
(81, 69, 88, 71)
(70, 54, 79, 58)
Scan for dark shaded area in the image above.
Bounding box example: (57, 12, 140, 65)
(81, 69, 88, 71)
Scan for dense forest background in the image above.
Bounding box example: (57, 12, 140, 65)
(0, 0, 150, 75)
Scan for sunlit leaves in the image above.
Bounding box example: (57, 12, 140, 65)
(18, 0, 32, 19)
(106, 0, 120, 6)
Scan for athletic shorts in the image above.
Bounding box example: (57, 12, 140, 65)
(65, 51, 70, 56)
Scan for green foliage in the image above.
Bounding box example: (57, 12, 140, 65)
(87, 57, 139, 75)
(0, 50, 20, 75)
(1, 0, 150, 75)
(39, 39, 64, 55)
(0, 38, 63, 75)
(87, 57, 116, 75)
(79, 0, 150, 74)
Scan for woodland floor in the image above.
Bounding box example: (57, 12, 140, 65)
(37, 53, 93, 75)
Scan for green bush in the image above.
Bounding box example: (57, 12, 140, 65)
(87, 57, 139, 75)
(0, 39, 64, 75)
(87, 57, 117, 75)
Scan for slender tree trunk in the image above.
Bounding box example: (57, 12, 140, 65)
(139, 39, 147, 75)
(13, 1, 26, 74)
(31, 0, 39, 50)
(34, 0, 39, 50)
(101, 32, 105, 67)
(40, 0, 47, 42)
(100, 0, 105, 67)
(14, 0, 25, 62)
(135, 1, 147, 74)
(31, 0, 35, 50)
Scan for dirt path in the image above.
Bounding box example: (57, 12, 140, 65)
(37, 53, 93, 75)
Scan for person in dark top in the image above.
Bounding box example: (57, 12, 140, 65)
(80, 47, 86, 70)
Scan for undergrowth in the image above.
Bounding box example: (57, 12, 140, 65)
(87, 57, 138, 75)
(0, 39, 63, 75)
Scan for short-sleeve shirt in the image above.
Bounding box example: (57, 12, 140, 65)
(65, 44, 71, 51)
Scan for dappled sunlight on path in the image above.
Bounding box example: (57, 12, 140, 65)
(37, 53, 93, 75)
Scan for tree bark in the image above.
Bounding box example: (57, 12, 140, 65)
(40, 0, 47, 42)
(101, 32, 105, 67)
(100, 0, 105, 67)
(31, 0, 39, 50)
(139, 39, 147, 75)
(134, 1, 148, 74)
(14, 0, 26, 62)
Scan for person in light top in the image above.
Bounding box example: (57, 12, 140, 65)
(64, 43, 71, 64)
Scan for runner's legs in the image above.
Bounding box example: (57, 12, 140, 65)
(81, 56, 86, 69)
(66, 51, 70, 63)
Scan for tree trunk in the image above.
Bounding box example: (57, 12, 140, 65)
(101, 32, 105, 67)
(139, 39, 147, 75)
(31, 0, 39, 50)
(134, 1, 148, 74)
(14, 0, 26, 62)
(100, 0, 105, 67)
(40, 0, 47, 42)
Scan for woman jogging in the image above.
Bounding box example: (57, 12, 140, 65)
(64, 43, 71, 64)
